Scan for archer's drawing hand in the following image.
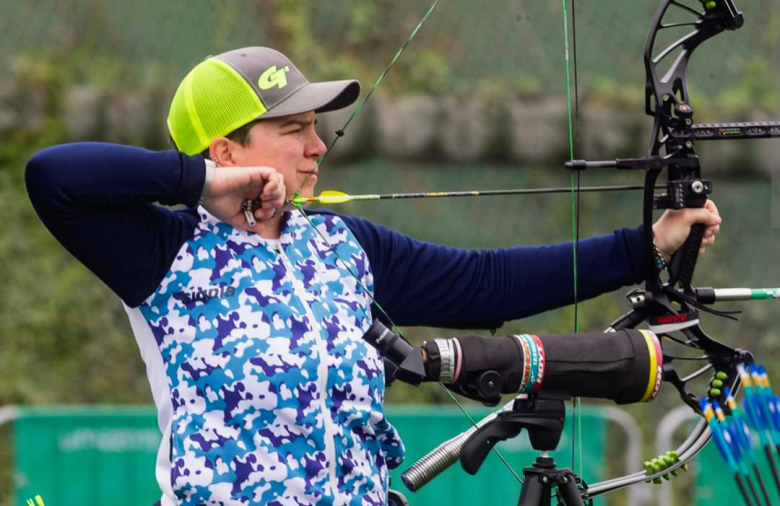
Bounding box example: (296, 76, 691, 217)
(652, 199, 721, 262)
(201, 166, 286, 233)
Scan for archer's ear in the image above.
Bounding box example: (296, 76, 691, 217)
(208, 137, 238, 166)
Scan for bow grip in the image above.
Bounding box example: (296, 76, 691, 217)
(669, 223, 705, 290)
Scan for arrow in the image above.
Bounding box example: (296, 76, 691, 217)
(714, 399, 767, 506)
(739, 364, 780, 496)
(703, 398, 757, 506)
(754, 366, 780, 438)
(724, 386, 774, 506)
(290, 185, 657, 206)
(752, 366, 780, 479)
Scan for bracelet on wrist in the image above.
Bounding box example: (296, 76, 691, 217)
(653, 237, 668, 272)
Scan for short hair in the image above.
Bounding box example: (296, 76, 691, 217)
(169, 119, 264, 159)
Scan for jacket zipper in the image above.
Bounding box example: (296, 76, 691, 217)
(276, 242, 341, 503)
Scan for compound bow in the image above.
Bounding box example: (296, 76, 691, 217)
(563, 0, 778, 496)
(289, 0, 780, 501)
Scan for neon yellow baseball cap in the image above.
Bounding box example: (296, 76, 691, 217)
(167, 47, 360, 155)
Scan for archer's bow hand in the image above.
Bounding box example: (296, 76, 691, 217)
(201, 165, 286, 234)
(652, 200, 721, 262)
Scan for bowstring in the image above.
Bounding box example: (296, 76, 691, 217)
(288, 0, 523, 485)
(561, 0, 583, 479)
(572, 0, 584, 480)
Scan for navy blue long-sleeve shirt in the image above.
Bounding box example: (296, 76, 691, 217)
(26, 142, 652, 505)
(25, 142, 647, 329)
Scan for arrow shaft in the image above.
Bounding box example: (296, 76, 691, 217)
(295, 184, 656, 205)
(752, 463, 773, 506)
(735, 474, 757, 506)
(763, 445, 780, 496)
(367, 185, 648, 199)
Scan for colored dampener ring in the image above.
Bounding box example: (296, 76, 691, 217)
(638, 329, 663, 402)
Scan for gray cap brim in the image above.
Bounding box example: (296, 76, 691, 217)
(261, 79, 361, 119)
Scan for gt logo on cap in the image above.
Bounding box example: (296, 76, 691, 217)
(258, 65, 291, 90)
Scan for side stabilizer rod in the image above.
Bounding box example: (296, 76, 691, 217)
(671, 121, 780, 141)
(695, 288, 780, 304)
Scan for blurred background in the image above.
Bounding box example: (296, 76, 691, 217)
(0, 0, 778, 505)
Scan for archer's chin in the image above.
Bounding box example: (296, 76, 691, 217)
(297, 178, 317, 198)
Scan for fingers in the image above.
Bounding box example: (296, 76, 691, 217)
(652, 199, 724, 260)
(248, 172, 285, 221)
(699, 235, 715, 254)
(234, 168, 285, 221)
(261, 172, 286, 209)
(688, 202, 721, 254)
(202, 165, 288, 233)
(697, 200, 720, 255)
(252, 205, 275, 222)
(687, 206, 722, 227)
(701, 200, 721, 243)
(703, 199, 720, 218)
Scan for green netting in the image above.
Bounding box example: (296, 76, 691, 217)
(1, 0, 774, 100)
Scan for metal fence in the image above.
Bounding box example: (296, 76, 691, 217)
(1, 405, 620, 506)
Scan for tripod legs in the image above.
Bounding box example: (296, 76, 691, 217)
(557, 477, 587, 506)
(517, 456, 587, 506)
(518, 470, 550, 506)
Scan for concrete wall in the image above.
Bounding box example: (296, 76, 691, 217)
(1, 82, 772, 175)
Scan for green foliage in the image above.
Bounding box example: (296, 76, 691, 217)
(717, 56, 779, 114)
(2, 0, 776, 107)
(0, 131, 153, 410)
(586, 75, 645, 108)
(342, 0, 387, 47)
(0, 132, 150, 506)
(401, 49, 455, 96)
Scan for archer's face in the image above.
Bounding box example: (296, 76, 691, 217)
(232, 111, 325, 200)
